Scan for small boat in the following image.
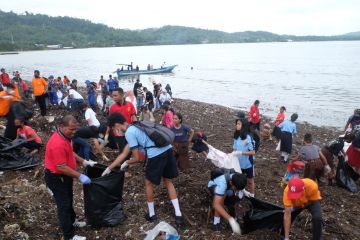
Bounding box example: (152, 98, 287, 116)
(116, 65, 177, 77)
(0, 52, 19, 55)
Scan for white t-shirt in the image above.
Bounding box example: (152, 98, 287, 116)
(69, 89, 83, 100)
(85, 108, 100, 127)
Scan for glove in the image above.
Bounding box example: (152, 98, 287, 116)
(237, 191, 244, 199)
(231, 151, 242, 156)
(101, 167, 111, 176)
(228, 217, 241, 234)
(83, 160, 97, 167)
(324, 164, 331, 174)
(284, 238, 289, 240)
(120, 161, 129, 170)
(242, 189, 252, 198)
(102, 154, 110, 162)
(79, 174, 91, 185)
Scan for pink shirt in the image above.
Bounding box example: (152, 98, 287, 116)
(162, 110, 174, 128)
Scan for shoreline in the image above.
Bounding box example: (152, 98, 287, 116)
(0, 97, 354, 240)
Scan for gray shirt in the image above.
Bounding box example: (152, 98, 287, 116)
(299, 144, 320, 161)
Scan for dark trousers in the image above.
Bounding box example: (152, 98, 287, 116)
(45, 170, 76, 240)
(72, 137, 90, 160)
(300, 201, 322, 240)
(35, 94, 47, 116)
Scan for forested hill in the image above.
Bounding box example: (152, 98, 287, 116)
(1, 10, 359, 51)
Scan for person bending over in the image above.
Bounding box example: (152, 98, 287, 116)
(283, 177, 322, 240)
(208, 172, 249, 234)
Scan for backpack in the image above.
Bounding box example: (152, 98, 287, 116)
(210, 168, 236, 189)
(133, 121, 175, 148)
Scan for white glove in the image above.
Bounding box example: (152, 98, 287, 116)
(231, 151, 242, 156)
(83, 160, 97, 167)
(237, 191, 244, 199)
(324, 164, 331, 174)
(101, 167, 111, 176)
(120, 161, 129, 170)
(228, 217, 241, 234)
(284, 238, 289, 240)
(242, 189, 252, 198)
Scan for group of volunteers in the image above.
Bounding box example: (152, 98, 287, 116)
(1, 67, 360, 240)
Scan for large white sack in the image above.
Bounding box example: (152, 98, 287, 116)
(206, 145, 242, 173)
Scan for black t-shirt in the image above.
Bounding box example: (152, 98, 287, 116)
(146, 91, 153, 103)
(74, 127, 98, 139)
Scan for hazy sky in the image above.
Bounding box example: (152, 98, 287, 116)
(1, 0, 359, 35)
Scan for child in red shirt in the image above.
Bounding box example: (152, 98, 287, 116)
(248, 100, 261, 130)
(272, 106, 286, 140)
(15, 118, 42, 155)
(161, 104, 174, 128)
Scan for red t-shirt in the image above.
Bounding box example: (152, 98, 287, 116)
(17, 125, 42, 144)
(0, 73, 10, 84)
(347, 144, 360, 168)
(44, 131, 76, 174)
(248, 104, 260, 124)
(275, 113, 285, 126)
(109, 101, 136, 124)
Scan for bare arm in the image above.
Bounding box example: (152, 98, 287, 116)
(107, 144, 131, 170)
(213, 195, 231, 221)
(74, 152, 85, 165)
(242, 150, 256, 156)
(56, 165, 81, 178)
(188, 129, 195, 143)
(284, 207, 292, 239)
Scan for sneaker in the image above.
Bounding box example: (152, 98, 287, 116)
(212, 223, 221, 232)
(70, 235, 86, 240)
(144, 213, 157, 222)
(175, 216, 184, 228)
(73, 219, 86, 228)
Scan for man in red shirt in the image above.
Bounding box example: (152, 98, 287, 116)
(109, 87, 136, 124)
(0, 68, 10, 85)
(44, 115, 96, 240)
(248, 100, 261, 131)
(108, 88, 137, 154)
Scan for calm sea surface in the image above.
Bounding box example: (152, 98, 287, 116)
(1, 41, 359, 129)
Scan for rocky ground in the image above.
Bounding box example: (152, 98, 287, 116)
(0, 97, 359, 240)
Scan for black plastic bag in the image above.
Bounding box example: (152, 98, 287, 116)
(243, 197, 300, 234)
(0, 136, 38, 170)
(83, 164, 126, 227)
(336, 156, 358, 193)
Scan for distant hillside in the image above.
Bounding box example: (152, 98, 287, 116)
(0, 10, 359, 51)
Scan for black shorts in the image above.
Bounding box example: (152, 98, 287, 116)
(145, 148, 179, 185)
(242, 166, 255, 178)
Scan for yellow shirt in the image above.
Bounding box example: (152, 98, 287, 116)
(31, 77, 48, 96)
(283, 178, 321, 208)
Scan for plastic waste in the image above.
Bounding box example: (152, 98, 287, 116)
(336, 156, 358, 193)
(83, 164, 126, 227)
(0, 136, 38, 170)
(144, 221, 179, 240)
(206, 145, 242, 173)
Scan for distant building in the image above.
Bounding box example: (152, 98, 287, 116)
(46, 44, 62, 49)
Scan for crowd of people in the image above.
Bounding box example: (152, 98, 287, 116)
(1, 67, 360, 240)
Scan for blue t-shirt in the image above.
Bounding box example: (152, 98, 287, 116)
(233, 134, 254, 169)
(278, 120, 297, 134)
(171, 124, 191, 142)
(207, 174, 234, 196)
(107, 79, 118, 91)
(125, 125, 172, 158)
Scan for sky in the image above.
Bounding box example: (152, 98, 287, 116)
(1, 0, 360, 35)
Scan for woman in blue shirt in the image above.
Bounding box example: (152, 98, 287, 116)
(232, 118, 256, 196)
(278, 113, 298, 162)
